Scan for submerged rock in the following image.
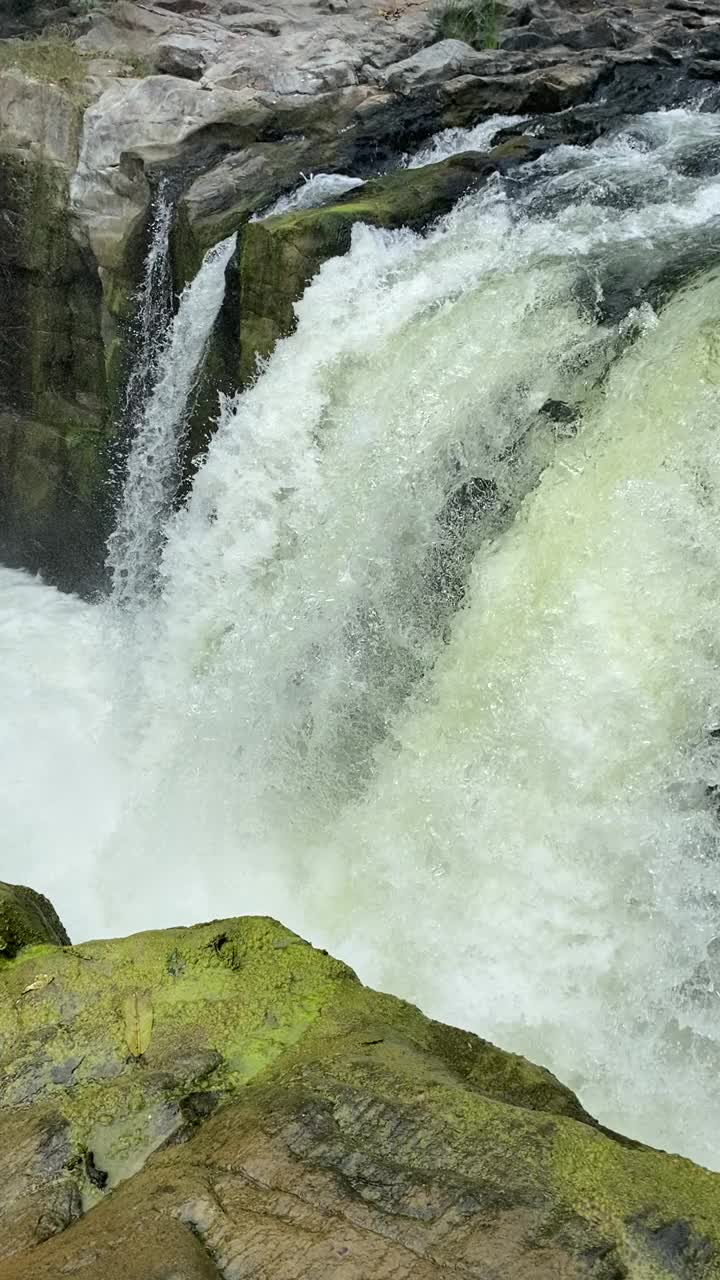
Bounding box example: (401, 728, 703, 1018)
(2, 886, 720, 1276)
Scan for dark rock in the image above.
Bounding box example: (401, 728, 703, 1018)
(154, 40, 206, 79)
(0, 148, 112, 597)
(0, 881, 70, 959)
(83, 1151, 108, 1191)
(539, 399, 579, 433)
(632, 1216, 715, 1273)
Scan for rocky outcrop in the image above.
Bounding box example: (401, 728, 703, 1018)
(2, 890, 720, 1277)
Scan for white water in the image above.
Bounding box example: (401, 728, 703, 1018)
(407, 112, 528, 165)
(120, 188, 174, 422)
(255, 113, 528, 221)
(257, 172, 365, 219)
(108, 233, 237, 609)
(6, 109, 720, 1168)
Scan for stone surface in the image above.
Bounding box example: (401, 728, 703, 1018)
(2, 896, 720, 1277)
(380, 36, 485, 90)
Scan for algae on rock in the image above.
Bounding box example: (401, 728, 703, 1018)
(2, 887, 720, 1276)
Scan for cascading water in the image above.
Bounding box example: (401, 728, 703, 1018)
(119, 186, 174, 427)
(108, 233, 237, 610)
(7, 108, 720, 1169)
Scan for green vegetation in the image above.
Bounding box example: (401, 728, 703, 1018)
(0, 34, 91, 86)
(0, 32, 152, 88)
(431, 0, 501, 50)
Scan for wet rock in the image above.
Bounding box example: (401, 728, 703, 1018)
(633, 1215, 715, 1273)
(237, 146, 541, 382)
(0, 881, 70, 959)
(0, 69, 113, 596)
(0, 1108, 82, 1261)
(83, 1150, 109, 1191)
(3, 898, 720, 1276)
(539, 399, 580, 434)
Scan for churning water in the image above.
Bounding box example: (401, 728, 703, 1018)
(6, 108, 720, 1168)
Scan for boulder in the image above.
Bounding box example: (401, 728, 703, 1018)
(70, 75, 266, 272)
(154, 35, 207, 80)
(380, 38, 486, 91)
(438, 59, 610, 125)
(2, 897, 720, 1277)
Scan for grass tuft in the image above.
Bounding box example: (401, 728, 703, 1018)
(431, 0, 500, 50)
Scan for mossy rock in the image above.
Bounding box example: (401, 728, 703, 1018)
(0, 881, 70, 960)
(0, 145, 111, 593)
(2, 896, 720, 1276)
(237, 142, 542, 385)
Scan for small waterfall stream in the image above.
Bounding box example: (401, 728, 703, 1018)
(108, 233, 237, 610)
(6, 107, 720, 1168)
(119, 187, 174, 428)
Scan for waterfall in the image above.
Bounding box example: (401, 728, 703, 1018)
(108, 233, 237, 610)
(6, 107, 720, 1169)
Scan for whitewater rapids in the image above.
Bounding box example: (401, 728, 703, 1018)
(5, 108, 720, 1168)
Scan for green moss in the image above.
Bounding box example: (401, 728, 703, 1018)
(553, 1120, 720, 1273)
(0, 916, 359, 1183)
(0, 36, 92, 96)
(5, 898, 720, 1275)
(431, 0, 501, 50)
(0, 35, 151, 92)
(238, 153, 496, 384)
(65, 419, 107, 500)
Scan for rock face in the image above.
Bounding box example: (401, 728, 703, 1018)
(3, 0, 720, 589)
(2, 890, 720, 1277)
(0, 55, 113, 593)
